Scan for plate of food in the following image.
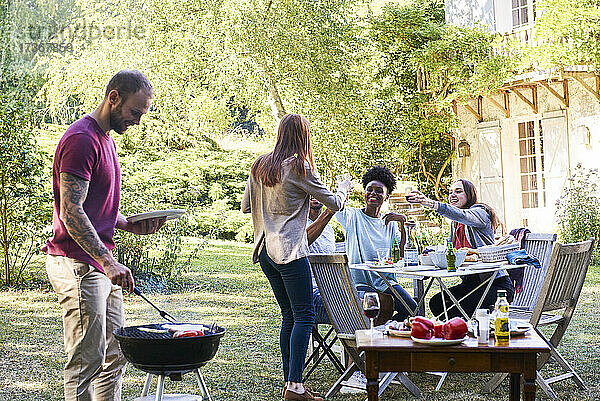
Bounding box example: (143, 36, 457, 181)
(386, 320, 412, 337)
(411, 336, 466, 346)
(366, 258, 403, 268)
(467, 319, 532, 337)
(126, 209, 186, 223)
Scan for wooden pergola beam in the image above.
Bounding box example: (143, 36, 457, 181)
(464, 96, 483, 122)
(569, 74, 600, 103)
(511, 86, 538, 114)
(488, 91, 510, 118)
(539, 80, 569, 107)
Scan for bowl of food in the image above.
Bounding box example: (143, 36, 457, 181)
(431, 250, 468, 269)
(419, 253, 434, 266)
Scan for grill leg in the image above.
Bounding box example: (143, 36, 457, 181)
(155, 375, 165, 401)
(142, 373, 153, 397)
(194, 369, 212, 401)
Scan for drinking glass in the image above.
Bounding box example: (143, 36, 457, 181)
(376, 247, 389, 264)
(405, 185, 415, 203)
(362, 292, 380, 336)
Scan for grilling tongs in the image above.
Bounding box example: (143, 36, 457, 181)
(133, 287, 178, 323)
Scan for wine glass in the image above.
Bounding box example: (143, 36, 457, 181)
(362, 292, 380, 337)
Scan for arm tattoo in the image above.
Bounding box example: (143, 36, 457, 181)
(59, 172, 111, 264)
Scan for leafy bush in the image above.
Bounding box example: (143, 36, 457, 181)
(0, 98, 51, 286)
(555, 164, 600, 263)
(114, 219, 206, 292)
(235, 218, 254, 243)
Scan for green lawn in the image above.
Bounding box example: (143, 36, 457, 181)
(1, 240, 599, 400)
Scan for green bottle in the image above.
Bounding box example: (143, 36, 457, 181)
(391, 237, 400, 263)
(446, 240, 456, 272)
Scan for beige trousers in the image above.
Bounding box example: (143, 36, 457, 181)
(46, 255, 127, 401)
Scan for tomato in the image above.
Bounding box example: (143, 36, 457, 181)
(411, 321, 433, 339)
(441, 317, 468, 340)
(173, 330, 204, 338)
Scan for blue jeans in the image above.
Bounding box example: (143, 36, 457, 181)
(259, 248, 314, 383)
(356, 284, 417, 321)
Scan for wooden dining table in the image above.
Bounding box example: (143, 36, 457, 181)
(356, 329, 550, 401)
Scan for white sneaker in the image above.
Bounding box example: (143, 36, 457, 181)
(340, 371, 367, 394)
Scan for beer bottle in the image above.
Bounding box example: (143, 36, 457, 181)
(494, 290, 510, 346)
(391, 237, 400, 263)
(446, 240, 456, 272)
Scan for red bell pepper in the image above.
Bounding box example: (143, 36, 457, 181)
(441, 317, 468, 340)
(433, 323, 444, 338)
(411, 321, 433, 339)
(173, 330, 204, 338)
(412, 316, 434, 330)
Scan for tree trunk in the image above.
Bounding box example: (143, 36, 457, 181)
(1, 172, 10, 285)
(434, 152, 453, 201)
(267, 78, 286, 120)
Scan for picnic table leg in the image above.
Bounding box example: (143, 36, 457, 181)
(364, 351, 379, 401)
(415, 279, 425, 315)
(509, 373, 520, 401)
(523, 353, 537, 401)
(376, 272, 418, 316)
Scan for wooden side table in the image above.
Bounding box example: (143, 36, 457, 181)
(357, 330, 550, 401)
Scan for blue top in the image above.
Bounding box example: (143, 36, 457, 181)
(336, 207, 400, 292)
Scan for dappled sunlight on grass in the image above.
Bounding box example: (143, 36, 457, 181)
(1, 246, 599, 400)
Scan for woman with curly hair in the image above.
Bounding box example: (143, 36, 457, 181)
(242, 114, 352, 400)
(335, 166, 418, 321)
(408, 179, 515, 319)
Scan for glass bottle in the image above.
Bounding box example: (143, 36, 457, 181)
(391, 237, 400, 263)
(446, 239, 456, 272)
(494, 290, 510, 346)
(404, 222, 418, 266)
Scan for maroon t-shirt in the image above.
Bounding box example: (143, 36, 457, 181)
(44, 115, 121, 272)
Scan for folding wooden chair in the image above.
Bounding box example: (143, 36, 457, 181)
(304, 245, 348, 381)
(308, 254, 422, 399)
(483, 239, 595, 399)
(511, 233, 557, 314)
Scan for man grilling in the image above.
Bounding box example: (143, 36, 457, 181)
(44, 70, 165, 401)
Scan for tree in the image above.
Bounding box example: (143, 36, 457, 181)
(0, 98, 49, 286)
(525, 0, 600, 70)
(366, 0, 514, 199)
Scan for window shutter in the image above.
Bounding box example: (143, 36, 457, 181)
(477, 122, 506, 226)
(494, 0, 512, 33)
(541, 113, 569, 217)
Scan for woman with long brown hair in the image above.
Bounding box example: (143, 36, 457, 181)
(242, 114, 351, 400)
(408, 179, 514, 318)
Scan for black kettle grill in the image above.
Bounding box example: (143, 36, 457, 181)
(113, 288, 225, 400)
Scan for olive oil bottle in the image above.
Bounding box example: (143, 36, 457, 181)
(494, 290, 510, 346)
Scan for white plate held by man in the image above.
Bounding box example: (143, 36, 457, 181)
(126, 209, 186, 223)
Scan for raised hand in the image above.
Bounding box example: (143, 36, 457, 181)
(126, 217, 167, 235)
(382, 212, 407, 226)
